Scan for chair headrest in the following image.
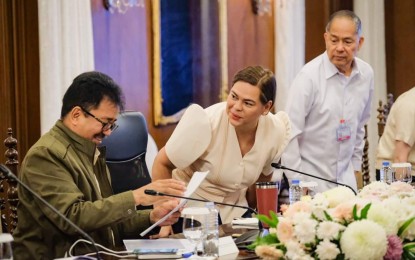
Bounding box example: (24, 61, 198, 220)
(101, 111, 148, 161)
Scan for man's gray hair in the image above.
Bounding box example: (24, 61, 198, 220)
(325, 10, 362, 37)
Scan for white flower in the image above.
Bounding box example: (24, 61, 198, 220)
(316, 221, 345, 240)
(292, 211, 312, 225)
(382, 197, 406, 221)
(358, 181, 390, 199)
(323, 186, 355, 208)
(312, 193, 330, 207)
(315, 239, 341, 260)
(340, 220, 387, 260)
(367, 202, 398, 235)
(293, 217, 318, 244)
(285, 240, 309, 260)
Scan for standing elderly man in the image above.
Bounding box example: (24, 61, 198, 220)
(12, 71, 186, 259)
(282, 10, 374, 193)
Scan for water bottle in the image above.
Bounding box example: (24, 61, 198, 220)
(380, 161, 393, 184)
(203, 202, 219, 258)
(289, 179, 302, 204)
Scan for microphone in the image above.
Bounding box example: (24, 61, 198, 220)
(144, 189, 262, 229)
(271, 163, 357, 195)
(0, 164, 102, 259)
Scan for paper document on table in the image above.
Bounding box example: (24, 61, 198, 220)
(231, 218, 259, 229)
(140, 171, 209, 237)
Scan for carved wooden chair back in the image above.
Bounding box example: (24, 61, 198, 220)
(0, 128, 19, 234)
(361, 93, 394, 187)
(361, 125, 370, 187)
(377, 93, 394, 139)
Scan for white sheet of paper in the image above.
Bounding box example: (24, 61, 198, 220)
(139, 171, 209, 237)
(218, 236, 239, 257)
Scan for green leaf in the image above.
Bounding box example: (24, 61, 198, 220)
(256, 214, 277, 228)
(246, 233, 279, 250)
(403, 242, 415, 250)
(360, 203, 371, 219)
(351, 203, 371, 220)
(352, 204, 358, 220)
(270, 211, 279, 226)
(398, 217, 415, 237)
(323, 210, 333, 221)
(402, 248, 415, 260)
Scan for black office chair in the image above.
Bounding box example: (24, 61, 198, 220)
(100, 111, 152, 205)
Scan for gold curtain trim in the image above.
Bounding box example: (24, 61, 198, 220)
(219, 0, 228, 101)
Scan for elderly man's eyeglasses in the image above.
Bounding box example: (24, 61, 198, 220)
(80, 107, 118, 132)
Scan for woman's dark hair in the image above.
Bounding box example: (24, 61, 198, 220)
(232, 66, 276, 108)
(60, 71, 125, 118)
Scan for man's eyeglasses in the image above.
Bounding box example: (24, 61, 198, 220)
(80, 107, 118, 132)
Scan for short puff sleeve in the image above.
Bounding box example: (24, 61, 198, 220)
(165, 104, 212, 169)
(272, 111, 291, 161)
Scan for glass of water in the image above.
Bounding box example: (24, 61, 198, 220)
(0, 233, 13, 259)
(392, 162, 412, 184)
(182, 207, 209, 256)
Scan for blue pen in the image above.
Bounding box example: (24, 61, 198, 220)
(182, 252, 193, 258)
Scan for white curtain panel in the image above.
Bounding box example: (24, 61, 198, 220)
(272, 0, 305, 181)
(38, 0, 95, 134)
(274, 0, 305, 112)
(354, 0, 387, 180)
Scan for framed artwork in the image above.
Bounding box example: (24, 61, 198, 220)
(151, 0, 228, 126)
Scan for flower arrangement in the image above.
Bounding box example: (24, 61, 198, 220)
(249, 181, 415, 260)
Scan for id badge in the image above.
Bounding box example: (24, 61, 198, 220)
(336, 121, 351, 142)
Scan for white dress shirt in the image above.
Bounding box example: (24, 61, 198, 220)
(282, 51, 374, 193)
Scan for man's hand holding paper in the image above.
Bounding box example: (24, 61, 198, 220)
(140, 171, 209, 237)
(150, 200, 183, 226)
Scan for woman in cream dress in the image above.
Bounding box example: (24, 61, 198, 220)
(152, 66, 291, 230)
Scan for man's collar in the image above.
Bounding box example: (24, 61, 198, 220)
(55, 120, 97, 157)
(323, 52, 360, 79)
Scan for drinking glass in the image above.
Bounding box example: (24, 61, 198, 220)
(392, 162, 412, 184)
(256, 182, 278, 228)
(0, 233, 13, 259)
(182, 207, 209, 256)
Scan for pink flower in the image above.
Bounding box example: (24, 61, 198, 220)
(331, 202, 355, 222)
(384, 235, 403, 260)
(283, 201, 311, 218)
(280, 204, 289, 214)
(255, 245, 284, 260)
(276, 218, 294, 243)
